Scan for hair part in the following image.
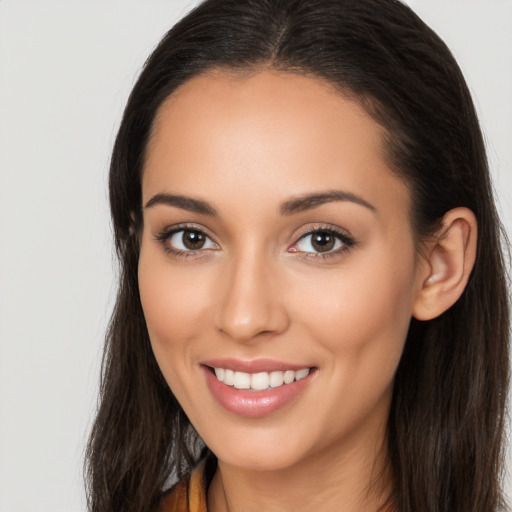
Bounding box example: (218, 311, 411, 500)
(86, 1, 510, 511)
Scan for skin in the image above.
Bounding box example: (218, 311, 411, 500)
(138, 70, 477, 512)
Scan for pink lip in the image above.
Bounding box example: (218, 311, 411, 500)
(201, 363, 316, 418)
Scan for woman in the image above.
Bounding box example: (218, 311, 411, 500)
(85, 0, 510, 511)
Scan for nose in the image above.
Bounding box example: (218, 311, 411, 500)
(213, 249, 290, 343)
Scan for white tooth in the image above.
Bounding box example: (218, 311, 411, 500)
(295, 368, 310, 381)
(269, 371, 284, 388)
(224, 369, 235, 386)
(251, 372, 270, 390)
(283, 370, 295, 384)
(214, 368, 225, 382)
(233, 371, 251, 389)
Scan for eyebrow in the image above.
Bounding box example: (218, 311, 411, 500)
(279, 190, 376, 215)
(145, 193, 217, 215)
(144, 189, 376, 216)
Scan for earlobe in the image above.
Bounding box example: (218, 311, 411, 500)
(413, 207, 477, 321)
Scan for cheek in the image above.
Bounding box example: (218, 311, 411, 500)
(290, 243, 417, 375)
(139, 266, 197, 345)
(137, 244, 212, 386)
(280, 249, 417, 445)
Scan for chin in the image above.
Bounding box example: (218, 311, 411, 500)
(201, 424, 314, 472)
(215, 446, 306, 472)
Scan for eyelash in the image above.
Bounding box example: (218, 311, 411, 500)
(154, 223, 356, 260)
(290, 225, 356, 261)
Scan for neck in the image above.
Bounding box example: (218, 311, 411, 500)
(208, 425, 393, 512)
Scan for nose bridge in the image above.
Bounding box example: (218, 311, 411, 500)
(214, 242, 288, 342)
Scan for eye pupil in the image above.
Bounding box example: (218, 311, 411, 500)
(312, 232, 335, 252)
(183, 230, 205, 250)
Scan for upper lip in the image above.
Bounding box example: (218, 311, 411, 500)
(201, 358, 313, 373)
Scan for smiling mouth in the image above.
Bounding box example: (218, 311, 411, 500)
(209, 367, 311, 391)
(203, 363, 316, 417)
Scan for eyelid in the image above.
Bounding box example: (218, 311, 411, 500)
(291, 223, 352, 241)
(155, 222, 216, 239)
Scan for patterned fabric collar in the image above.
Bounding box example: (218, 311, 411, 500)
(158, 457, 213, 512)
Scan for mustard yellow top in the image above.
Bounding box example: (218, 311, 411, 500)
(158, 458, 210, 512)
(158, 458, 396, 512)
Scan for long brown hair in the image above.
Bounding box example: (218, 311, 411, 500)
(85, 1, 510, 511)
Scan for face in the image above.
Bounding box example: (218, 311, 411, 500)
(138, 70, 425, 472)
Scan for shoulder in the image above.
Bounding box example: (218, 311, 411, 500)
(157, 456, 216, 512)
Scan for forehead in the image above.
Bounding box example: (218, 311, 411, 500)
(142, 70, 410, 223)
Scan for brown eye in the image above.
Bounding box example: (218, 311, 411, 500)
(311, 231, 335, 252)
(182, 230, 206, 250)
(166, 228, 217, 252)
(294, 228, 352, 256)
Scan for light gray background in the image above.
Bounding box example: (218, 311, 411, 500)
(0, 1, 510, 510)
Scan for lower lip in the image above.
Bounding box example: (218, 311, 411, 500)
(203, 366, 315, 418)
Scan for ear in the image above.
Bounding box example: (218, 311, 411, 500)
(413, 207, 477, 321)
